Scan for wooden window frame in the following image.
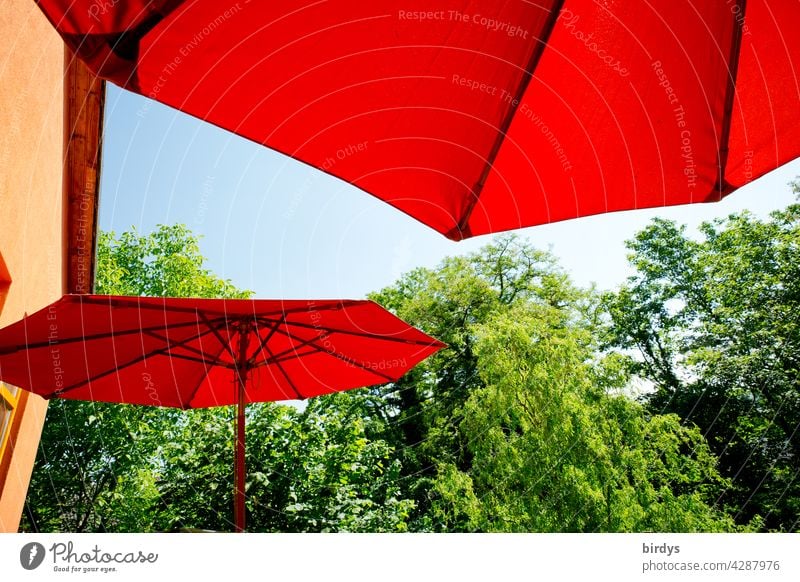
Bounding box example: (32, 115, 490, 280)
(0, 383, 24, 481)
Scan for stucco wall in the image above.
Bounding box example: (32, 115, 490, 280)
(0, 0, 66, 531)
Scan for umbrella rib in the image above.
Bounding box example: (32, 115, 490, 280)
(272, 327, 397, 383)
(261, 342, 305, 400)
(250, 333, 332, 369)
(44, 325, 219, 399)
(0, 318, 225, 355)
(200, 314, 238, 361)
(715, 0, 747, 195)
(160, 352, 223, 366)
(180, 316, 244, 408)
(184, 340, 235, 409)
(450, 0, 566, 239)
(257, 347, 319, 367)
(255, 317, 442, 347)
(246, 319, 284, 367)
(142, 330, 231, 367)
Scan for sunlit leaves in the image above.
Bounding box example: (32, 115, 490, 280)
(605, 183, 800, 531)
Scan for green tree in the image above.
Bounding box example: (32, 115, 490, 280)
(248, 395, 414, 532)
(22, 396, 161, 531)
(94, 225, 247, 299)
(23, 225, 744, 533)
(150, 396, 414, 533)
(605, 183, 800, 531)
(430, 305, 735, 531)
(368, 236, 584, 525)
(368, 235, 733, 531)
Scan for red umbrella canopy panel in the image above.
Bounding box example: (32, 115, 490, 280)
(0, 295, 445, 408)
(36, 1, 800, 239)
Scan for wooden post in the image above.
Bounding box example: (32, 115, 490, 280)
(233, 321, 250, 532)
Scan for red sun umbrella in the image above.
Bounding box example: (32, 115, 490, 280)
(35, 1, 800, 239)
(0, 294, 444, 531)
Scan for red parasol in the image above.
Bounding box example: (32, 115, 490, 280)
(0, 294, 444, 531)
(34, 0, 800, 239)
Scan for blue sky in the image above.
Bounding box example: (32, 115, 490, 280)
(99, 84, 800, 299)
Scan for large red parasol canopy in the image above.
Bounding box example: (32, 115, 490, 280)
(35, 1, 800, 239)
(0, 294, 444, 531)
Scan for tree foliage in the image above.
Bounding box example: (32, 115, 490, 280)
(604, 184, 800, 531)
(432, 305, 733, 531)
(23, 215, 786, 532)
(367, 236, 734, 531)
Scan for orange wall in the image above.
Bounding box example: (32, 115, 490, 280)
(0, 0, 66, 531)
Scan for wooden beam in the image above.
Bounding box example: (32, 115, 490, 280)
(64, 52, 104, 294)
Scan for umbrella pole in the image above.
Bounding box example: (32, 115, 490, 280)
(234, 323, 250, 533)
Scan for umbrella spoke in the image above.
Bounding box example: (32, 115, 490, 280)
(260, 348, 319, 366)
(0, 318, 225, 355)
(272, 327, 396, 383)
(246, 319, 284, 367)
(45, 325, 219, 398)
(260, 342, 304, 400)
(201, 314, 239, 362)
(184, 340, 236, 409)
(256, 317, 441, 347)
(160, 352, 224, 366)
(142, 330, 233, 367)
(249, 328, 330, 368)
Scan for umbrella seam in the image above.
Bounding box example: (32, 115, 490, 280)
(451, 0, 566, 240)
(252, 347, 319, 368)
(714, 0, 747, 197)
(201, 312, 239, 362)
(143, 329, 231, 367)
